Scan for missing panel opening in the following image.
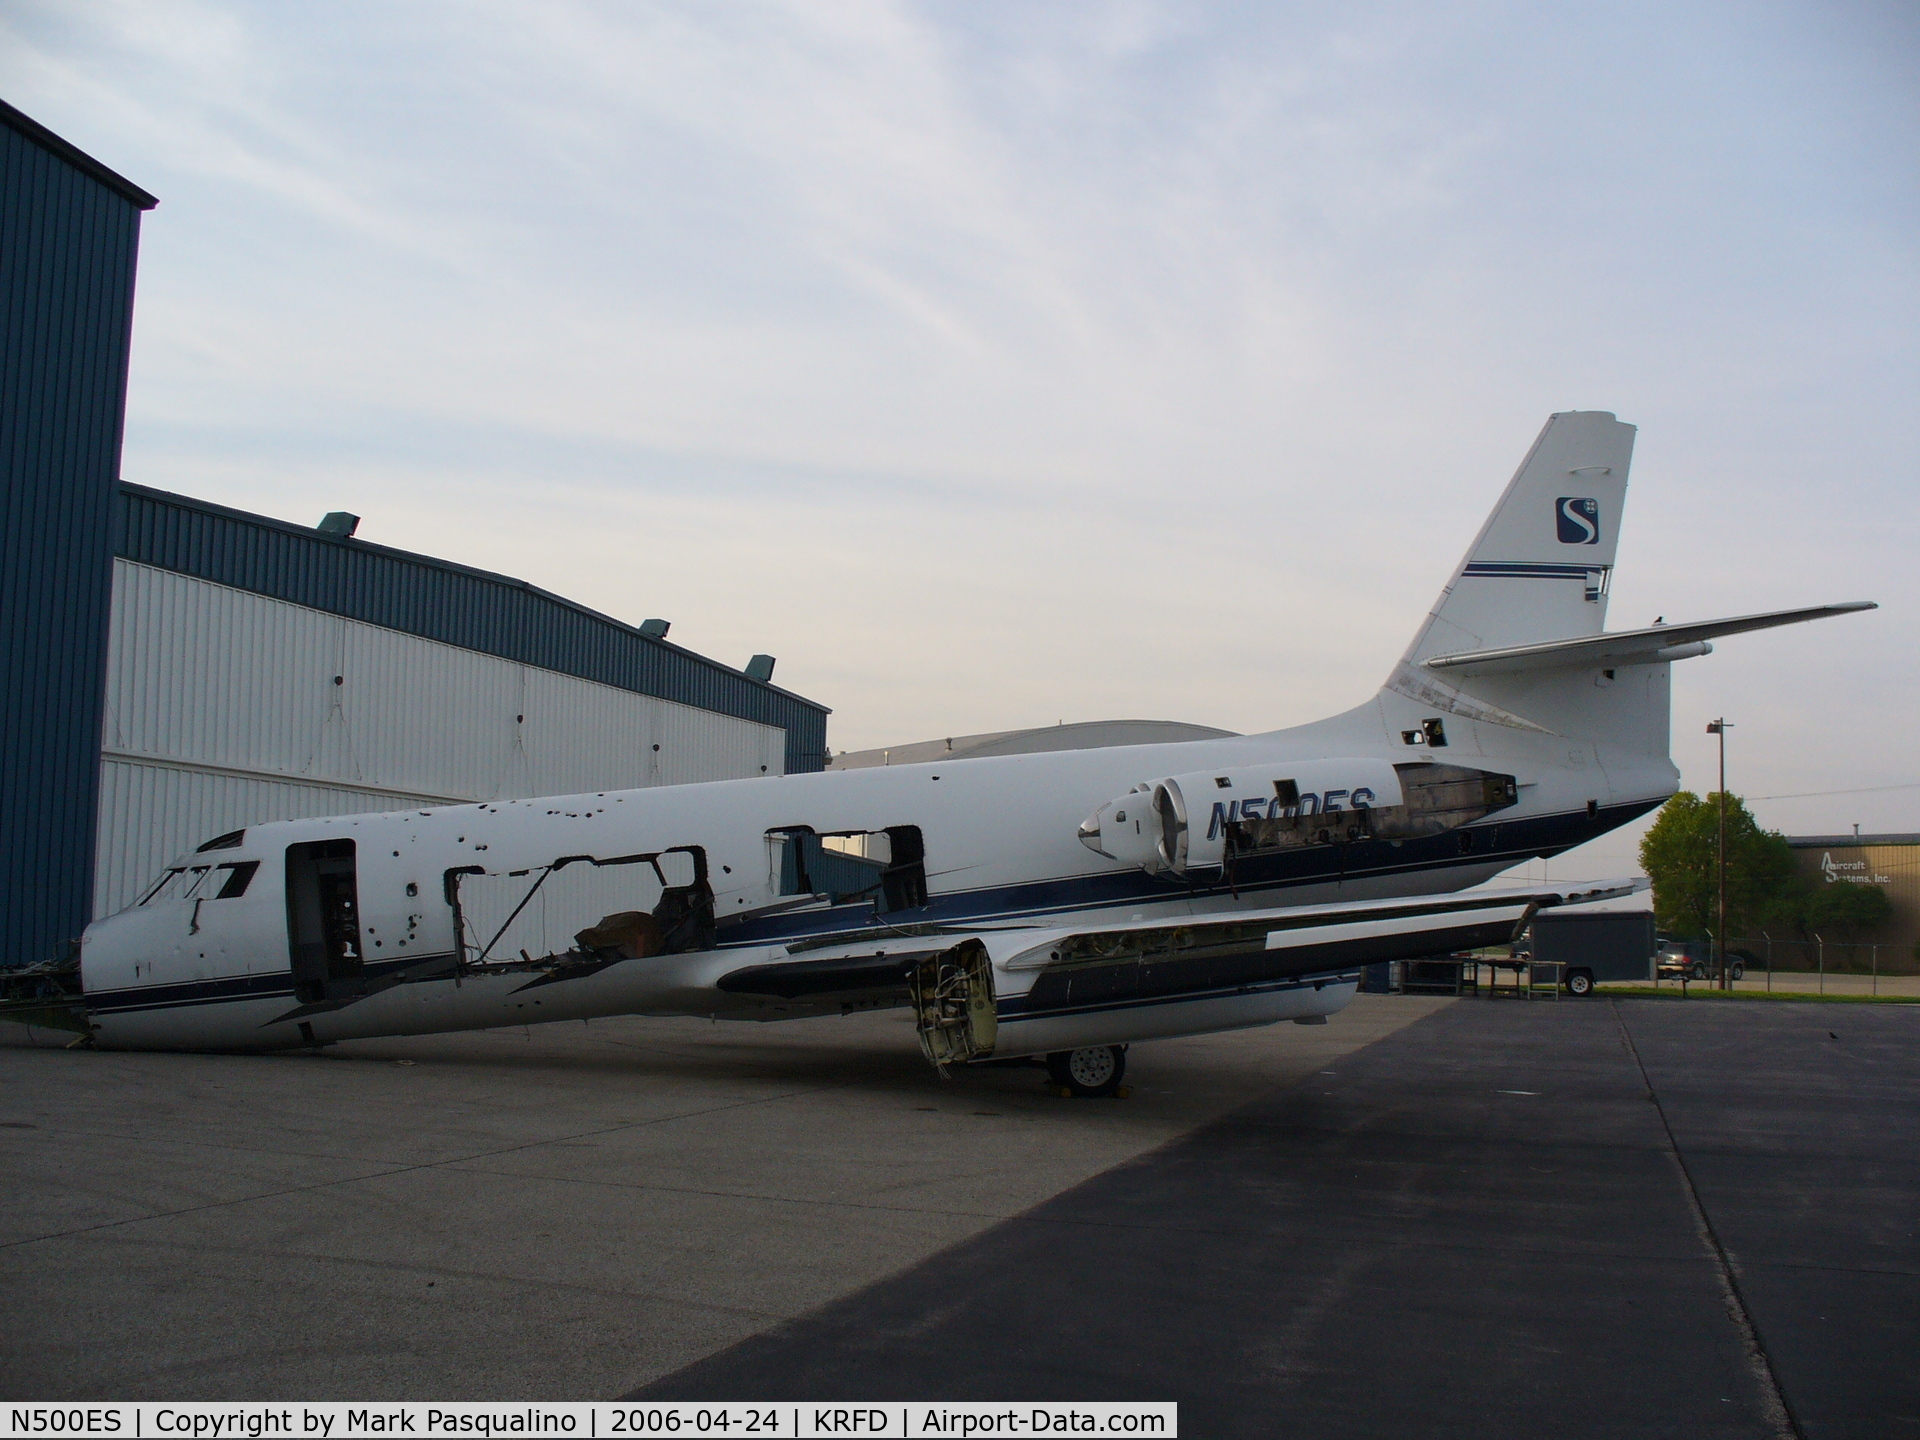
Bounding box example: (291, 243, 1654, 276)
(768, 825, 929, 914)
(453, 846, 714, 967)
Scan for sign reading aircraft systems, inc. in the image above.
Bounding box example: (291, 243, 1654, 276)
(1786, 836, 1919, 954)
(1821, 852, 1893, 886)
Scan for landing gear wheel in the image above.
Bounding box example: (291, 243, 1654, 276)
(1566, 969, 1595, 997)
(1047, 1045, 1127, 1098)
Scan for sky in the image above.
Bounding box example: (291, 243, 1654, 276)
(5, 1, 1916, 881)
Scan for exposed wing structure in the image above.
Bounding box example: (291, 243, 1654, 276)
(1423, 602, 1875, 677)
(988, 883, 1643, 971)
(716, 883, 1646, 1067)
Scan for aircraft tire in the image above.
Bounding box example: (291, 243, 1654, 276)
(1566, 969, 1595, 997)
(1047, 1045, 1127, 1098)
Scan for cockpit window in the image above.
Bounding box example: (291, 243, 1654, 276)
(139, 866, 214, 905)
(197, 830, 246, 852)
(215, 861, 260, 899)
(138, 869, 184, 905)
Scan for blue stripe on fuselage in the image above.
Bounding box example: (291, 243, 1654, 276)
(719, 798, 1660, 946)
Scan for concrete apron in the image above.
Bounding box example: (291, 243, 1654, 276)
(0, 994, 1447, 1400)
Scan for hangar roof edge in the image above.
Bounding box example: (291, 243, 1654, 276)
(114, 480, 826, 713)
(1784, 835, 1920, 848)
(0, 98, 158, 209)
(111, 481, 832, 772)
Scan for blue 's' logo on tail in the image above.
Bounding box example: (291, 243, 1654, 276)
(1556, 496, 1600, 545)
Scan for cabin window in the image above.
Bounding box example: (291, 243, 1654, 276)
(768, 826, 928, 913)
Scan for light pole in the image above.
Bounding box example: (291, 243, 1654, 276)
(1706, 719, 1733, 990)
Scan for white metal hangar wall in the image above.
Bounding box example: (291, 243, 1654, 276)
(92, 483, 833, 920)
(0, 101, 832, 967)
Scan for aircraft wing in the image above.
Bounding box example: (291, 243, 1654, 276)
(1424, 601, 1875, 677)
(714, 882, 1645, 1004)
(982, 881, 1644, 972)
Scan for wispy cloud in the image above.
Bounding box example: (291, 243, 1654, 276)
(3, 0, 1915, 849)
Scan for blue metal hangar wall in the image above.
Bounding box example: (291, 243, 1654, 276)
(0, 101, 832, 969)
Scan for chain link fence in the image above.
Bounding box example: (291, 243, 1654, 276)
(1724, 934, 1918, 994)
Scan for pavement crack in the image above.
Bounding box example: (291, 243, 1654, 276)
(104, 1236, 793, 1324)
(0, 1167, 417, 1252)
(0, 1082, 846, 1252)
(442, 1163, 1017, 1223)
(1611, 999, 1803, 1440)
(1, 1081, 846, 1177)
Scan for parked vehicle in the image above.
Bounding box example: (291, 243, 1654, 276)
(1654, 936, 1743, 982)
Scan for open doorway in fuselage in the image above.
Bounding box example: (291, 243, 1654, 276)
(768, 825, 929, 914)
(286, 839, 363, 1004)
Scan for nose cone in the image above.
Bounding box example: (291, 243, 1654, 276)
(78, 906, 165, 997)
(1081, 794, 1164, 872)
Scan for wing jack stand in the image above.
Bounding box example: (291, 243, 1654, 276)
(910, 939, 997, 1076)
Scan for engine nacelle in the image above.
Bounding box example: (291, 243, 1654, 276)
(1077, 758, 1407, 876)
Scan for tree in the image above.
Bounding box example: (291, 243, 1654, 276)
(1803, 880, 1894, 944)
(1638, 791, 1797, 939)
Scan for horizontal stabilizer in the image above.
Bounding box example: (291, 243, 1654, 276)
(1424, 602, 1875, 677)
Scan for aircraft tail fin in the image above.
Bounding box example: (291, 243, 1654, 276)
(1376, 413, 1870, 753)
(1399, 411, 1637, 669)
(1378, 411, 1645, 744)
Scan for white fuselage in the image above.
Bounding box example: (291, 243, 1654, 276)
(78, 408, 1868, 1064)
(79, 691, 1677, 1056)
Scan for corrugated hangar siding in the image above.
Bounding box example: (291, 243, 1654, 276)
(114, 483, 831, 776)
(0, 103, 156, 967)
(94, 562, 788, 915)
